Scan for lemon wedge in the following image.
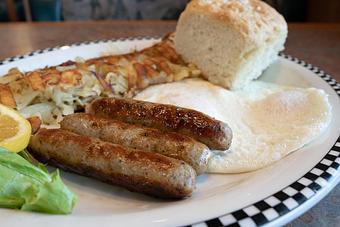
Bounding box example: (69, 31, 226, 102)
(0, 104, 31, 152)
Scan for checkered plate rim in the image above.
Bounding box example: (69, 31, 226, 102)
(0, 37, 339, 227)
(187, 55, 340, 227)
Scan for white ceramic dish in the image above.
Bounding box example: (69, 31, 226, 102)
(0, 37, 339, 227)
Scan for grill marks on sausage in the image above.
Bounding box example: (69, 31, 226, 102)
(28, 128, 196, 199)
(88, 98, 232, 150)
(60, 113, 210, 174)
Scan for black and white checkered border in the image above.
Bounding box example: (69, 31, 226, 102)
(0, 38, 339, 227)
(188, 138, 340, 227)
(0, 36, 160, 66)
(187, 53, 340, 227)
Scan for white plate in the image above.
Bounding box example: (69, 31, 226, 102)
(1, 37, 339, 227)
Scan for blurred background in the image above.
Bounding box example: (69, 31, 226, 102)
(1, 0, 340, 22)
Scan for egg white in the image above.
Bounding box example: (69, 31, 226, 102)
(135, 79, 332, 173)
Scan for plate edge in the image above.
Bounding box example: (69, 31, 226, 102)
(0, 36, 161, 65)
(188, 53, 340, 227)
(1, 38, 339, 227)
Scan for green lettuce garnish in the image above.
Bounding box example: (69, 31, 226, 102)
(0, 148, 77, 214)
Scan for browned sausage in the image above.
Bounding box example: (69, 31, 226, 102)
(28, 128, 196, 199)
(60, 113, 210, 174)
(86, 98, 232, 150)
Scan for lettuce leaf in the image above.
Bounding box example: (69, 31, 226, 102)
(0, 148, 77, 214)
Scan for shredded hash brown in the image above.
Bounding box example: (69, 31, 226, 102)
(0, 36, 201, 125)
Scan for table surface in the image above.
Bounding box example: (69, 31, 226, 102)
(0, 21, 339, 226)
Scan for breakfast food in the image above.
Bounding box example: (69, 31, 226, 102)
(29, 128, 197, 199)
(136, 78, 332, 173)
(0, 0, 334, 209)
(60, 113, 210, 174)
(87, 97, 233, 150)
(0, 37, 200, 125)
(174, 0, 288, 89)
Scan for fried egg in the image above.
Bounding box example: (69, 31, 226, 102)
(135, 78, 332, 173)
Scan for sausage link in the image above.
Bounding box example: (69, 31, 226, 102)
(86, 98, 232, 150)
(60, 113, 210, 175)
(28, 128, 196, 199)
